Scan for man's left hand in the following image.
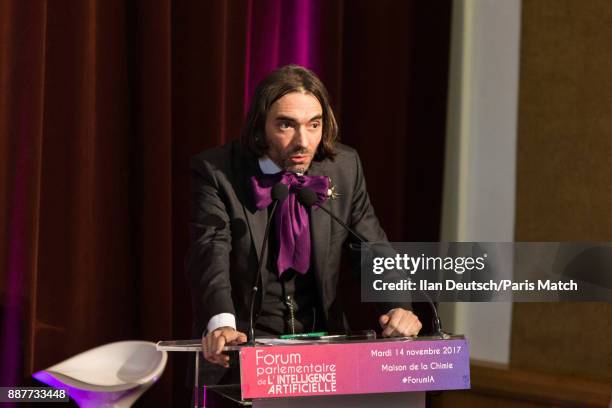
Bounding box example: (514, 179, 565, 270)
(379, 308, 422, 337)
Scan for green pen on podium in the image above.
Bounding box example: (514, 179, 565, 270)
(279, 331, 328, 340)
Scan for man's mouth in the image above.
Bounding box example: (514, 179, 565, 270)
(288, 154, 309, 164)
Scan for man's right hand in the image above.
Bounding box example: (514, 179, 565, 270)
(202, 327, 247, 367)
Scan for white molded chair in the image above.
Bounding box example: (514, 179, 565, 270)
(33, 340, 167, 408)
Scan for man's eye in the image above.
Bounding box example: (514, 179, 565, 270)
(311, 122, 321, 129)
(279, 122, 291, 129)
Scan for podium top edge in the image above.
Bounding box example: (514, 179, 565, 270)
(156, 335, 466, 352)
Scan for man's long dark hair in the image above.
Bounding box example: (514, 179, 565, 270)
(241, 65, 338, 160)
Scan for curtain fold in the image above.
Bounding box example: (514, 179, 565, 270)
(0, 0, 47, 389)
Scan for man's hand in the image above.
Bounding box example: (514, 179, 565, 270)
(202, 327, 247, 367)
(379, 308, 422, 337)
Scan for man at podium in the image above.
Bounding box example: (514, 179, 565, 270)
(186, 65, 422, 384)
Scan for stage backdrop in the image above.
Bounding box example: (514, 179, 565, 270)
(0, 0, 451, 405)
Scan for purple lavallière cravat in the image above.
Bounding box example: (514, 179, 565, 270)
(250, 171, 329, 276)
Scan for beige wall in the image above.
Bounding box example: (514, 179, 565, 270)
(440, 0, 521, 365)
(513, 0, 612, 382)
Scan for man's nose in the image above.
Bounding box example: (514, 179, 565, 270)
(293, 125, 308, 148)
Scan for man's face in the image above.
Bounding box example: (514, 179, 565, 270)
(264, 91, 323, 173)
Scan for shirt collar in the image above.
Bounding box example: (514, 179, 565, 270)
(258, 156, 305, 176)
(258, 156, 283, 174)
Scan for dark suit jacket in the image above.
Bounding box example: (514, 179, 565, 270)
(185, 140, 391, 337)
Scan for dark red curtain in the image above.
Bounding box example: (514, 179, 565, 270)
(0, 0, 450, 405)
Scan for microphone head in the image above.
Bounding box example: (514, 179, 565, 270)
(297, 187, 318, 207)
(271, 183, 289, 202)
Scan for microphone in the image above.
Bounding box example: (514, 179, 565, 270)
(297, 188, 367, 243)
(297, 186, 445, 337)
(248, 182, 289, 344)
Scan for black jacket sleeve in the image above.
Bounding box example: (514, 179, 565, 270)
(346, 150, 413, 313)
(185, 156, 235, 334)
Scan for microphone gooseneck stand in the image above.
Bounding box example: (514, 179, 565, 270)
(247, 183, 289, 345)
(296, 187, 448, 338)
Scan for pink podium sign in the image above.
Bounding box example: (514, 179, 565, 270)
(240, 338, 470, 399)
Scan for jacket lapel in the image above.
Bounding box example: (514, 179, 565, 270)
(306, 160, 332, 314)
(232, 144, 268, 288)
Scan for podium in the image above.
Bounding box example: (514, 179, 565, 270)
(157, 333, 470, 407)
